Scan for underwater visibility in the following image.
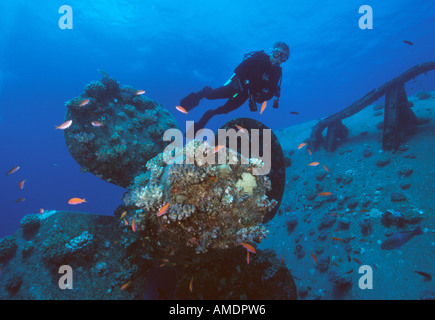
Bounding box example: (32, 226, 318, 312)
(0, 1, 434, 301)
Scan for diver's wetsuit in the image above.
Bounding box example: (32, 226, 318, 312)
(180, 50, 282, 131)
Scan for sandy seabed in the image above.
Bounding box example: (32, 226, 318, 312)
(263, 90, 435, 299)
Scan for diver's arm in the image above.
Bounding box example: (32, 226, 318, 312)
(234, 59, 255, 82)
(234, 52, 268, 84)
(272, 71, 282, 108)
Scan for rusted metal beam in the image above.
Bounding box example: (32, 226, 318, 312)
(308, 61, 435, 151)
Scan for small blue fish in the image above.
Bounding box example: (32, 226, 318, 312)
(381, 226, 423, 250)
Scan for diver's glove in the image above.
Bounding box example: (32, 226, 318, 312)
(273, 99, 279, 109)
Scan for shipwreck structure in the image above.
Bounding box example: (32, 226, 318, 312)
(308, 61, 435, 152)
(37, 75, 293, 300)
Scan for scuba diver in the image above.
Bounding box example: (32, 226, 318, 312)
(179, 41, 289, 133)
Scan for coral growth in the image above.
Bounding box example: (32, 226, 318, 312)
(64, 75, 178, 188)
(122, 140, 276, 255)
(0, 236, 18, 262)
(65, 231, 95, 254)
(19, 214, 40, 237)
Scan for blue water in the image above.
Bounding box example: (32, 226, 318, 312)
(0, 0, 434, 239)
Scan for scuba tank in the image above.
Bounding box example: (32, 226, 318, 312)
(238, 50, 282, 110)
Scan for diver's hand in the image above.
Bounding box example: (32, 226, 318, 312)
(273, 99, 279, 109)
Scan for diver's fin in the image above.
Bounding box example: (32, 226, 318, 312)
(180, 86, 212, 111)
(180, 92, 201, 111)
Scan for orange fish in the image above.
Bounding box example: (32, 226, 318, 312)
(158, 203, 170, 217)
(297, 143, 307, 149)
(132, 218, 136, 232)
(136, 90, 146, 95)
(353, 257, 362, 264)
(16, 198, 25, 203)
(123, 218, 128, 226)
(91, 121, 103, 127)
(260, 101, 267, 114)
(236, 125, 245, 133)
(311, 253, 317, 264)
(246, 251, 250, 264)
(120, 281, 130, 290)
(318, 192, 332, 196)
(19, 179, 26, 190)
(189, 276, 193, 293)
(348, 253, 351, 262)
(307, 149, 312, 155)
(120, 211, 127, 219)
(56, 120, 72, 130)
(175, 106, 188, 114)
(329, 237, 343, 241)
(308, 162, 320, 167)
(345, 269, 354, 274)
(280, 253, 285, 265)
(213, 145, 225, 153)
(240, 243, 256, 253)
(79, 99, 90, 107)
(6, 166, 20, 175)
(323, 165, 329, 172)
(39, 208, 45, 215)
(68, 197, 86, 205)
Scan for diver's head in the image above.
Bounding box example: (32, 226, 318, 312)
(270, 41, 289, 66)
